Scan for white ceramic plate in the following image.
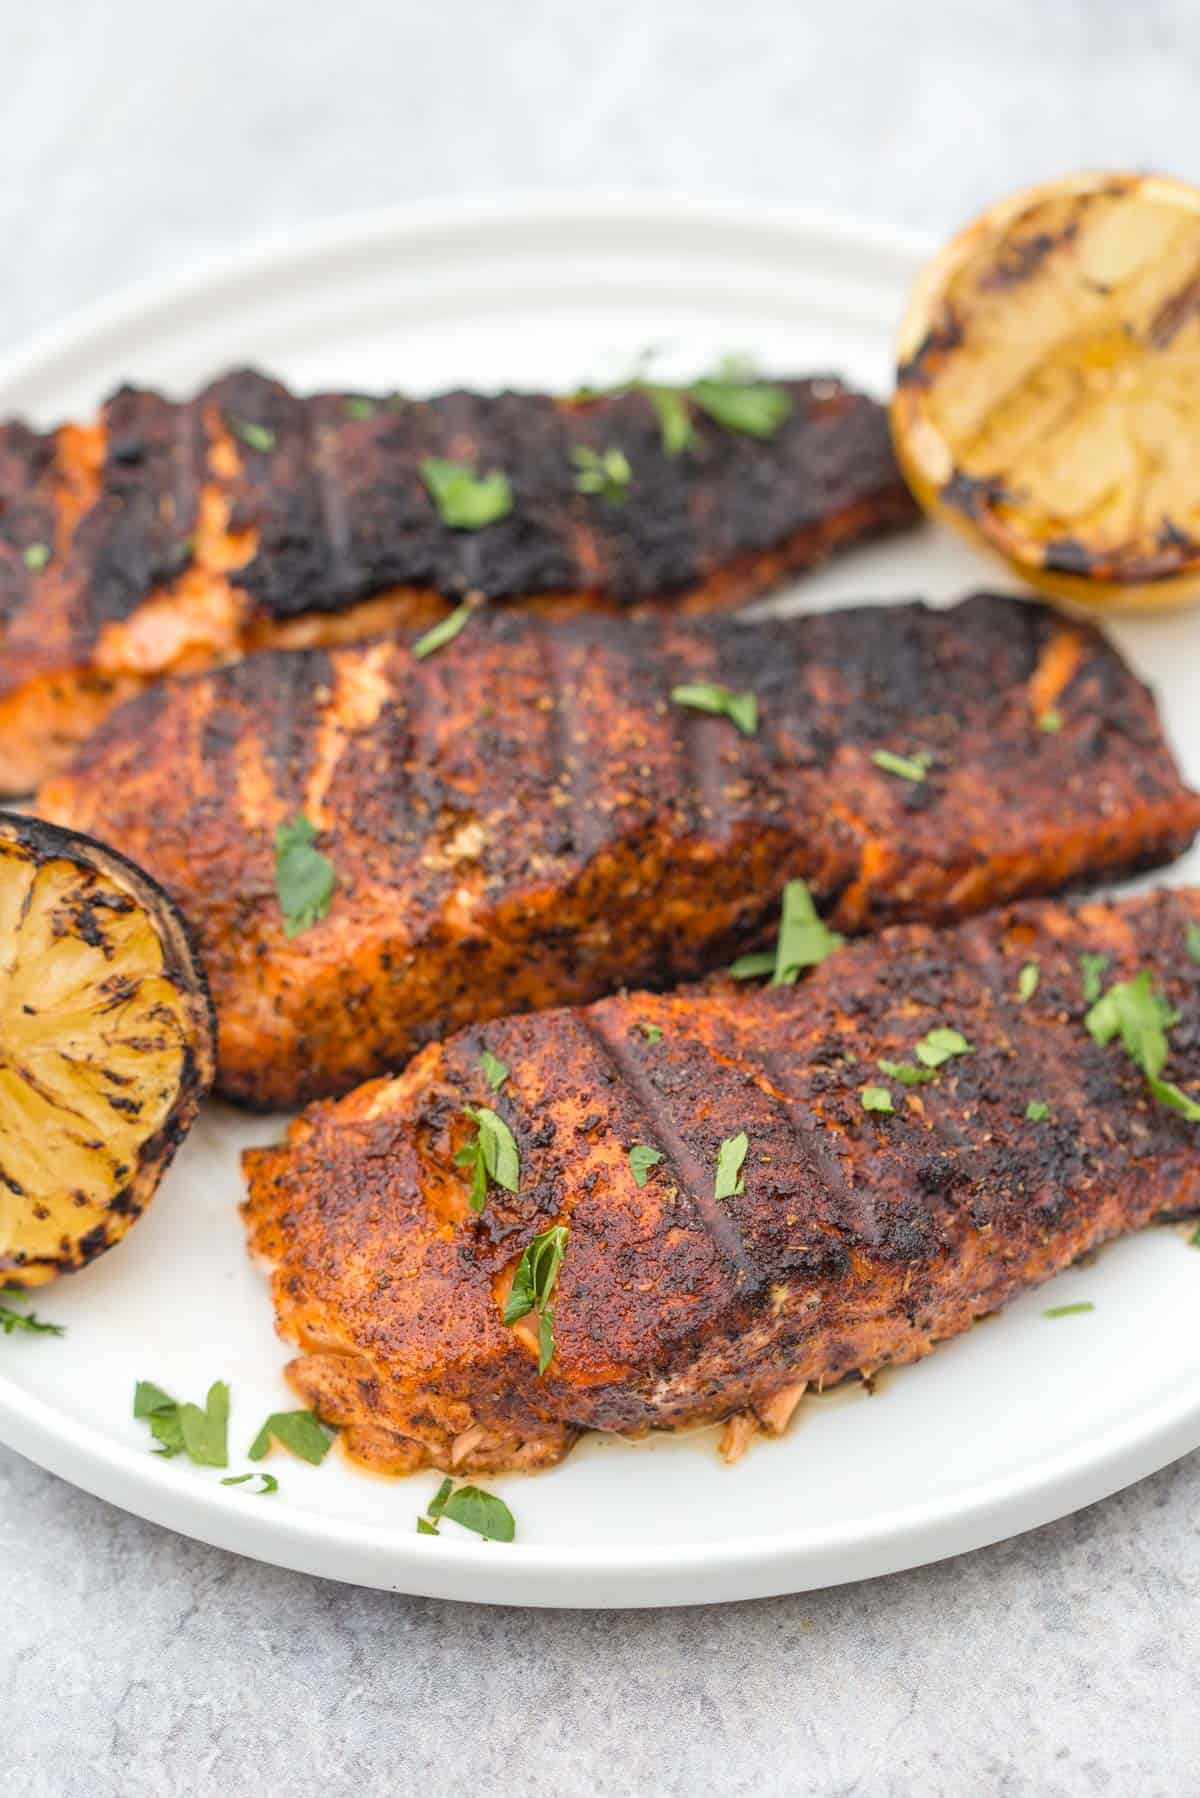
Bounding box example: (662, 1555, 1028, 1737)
(2, 196, 1199, 1608)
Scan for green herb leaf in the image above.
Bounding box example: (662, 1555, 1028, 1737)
(647, 386, 696, 456)
(1038, 709, 1063, 734)
(638, 1021, 663, 1046)
(343, 396, 377, 420)
(1146, 1073, 1200, 1123)
(671, 681, 758, 737)
(871, 748, 932, 783)
(876, 1058, 936, 1086)
(412, 601, 473, 659)
(689, 377, 791, 439)
(221, 1471, 279, 1495)
(1017, 962, 1040, 1003)
(1043, 1302, 1095, 1318)
(274, 815, 335, 938)
(0, 1289, 64, 1337)
(1026, 1099, 1050, 1122)
(729, 950, 776, 980)
(177, 1381, 230, 1468)
(628, 1143, 665, 1187)
(1079, 952, 1110, 1004)
(914, 1027, 973, 1069)
(1187, 922, 1200, 965)
(133, 1380, 176, 1418)
(417, 1515, 439, 1535)
(572, 444, 632, 503)
(1190, 1224, 1200, 1247)
(248, 1410, 333, 1465)
(503, 1224, 568, 1373)
(420, 457, 513, 529)
(458, 1106, 520, 1212)
(1085, 970, 1174, 1078)
(22, 542, 50, 572)
(770, 880, 843, 984)
(439, 1484, 516, 1543)
(428, 1476, 454, 1519)
(230, 416, 276, 453)
(714, 1131, 748, 1201)
(479, 1049, 510, 1092)
(860, 1085, 895, 1114)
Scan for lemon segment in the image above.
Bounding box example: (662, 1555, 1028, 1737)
(892, 172, 1200, 611)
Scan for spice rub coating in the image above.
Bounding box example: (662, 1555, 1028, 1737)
(241, 888, 1200, 1476)
(43, 593, 1200, 1110)
(0, 368, 915, 790)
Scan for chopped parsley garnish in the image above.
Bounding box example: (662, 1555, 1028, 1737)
(647, 386, 696, 456)
(1017, 962, 1040, 1003)
(730, 879, 843, 984)
(689, 374, 791, 439)
(503, 1223, 567, 1374)
(479, 1049, 510, 1092)
(572, 444, 632, 502)
(1188, 922, 1200, 965)
(1191, 1223, 1200, 1248)
(22, 542, 50, 572)
(628, 1143, 665, 1187)
(1026, 1099, 1050, 1122)
(1085, 968, 1200, 1122)
(423, 1476, 515, 1542)
(639, 1022, 664, 1046)
(876, 1058, 935, 1086)
(0, 1287, 64, 1336)
(248, 1409, 333, 1465)
(860, 1085, 895, 1114)
(420, 457, 513, 529)
(413, 601, 473, 659)
(1043, 1302, 1094, 1318)
(914, 1027, 973, 1069)
(133, 1379, 229, 1466)
(456, 1106, 520, 1212)
(671, 680, 758, 737)
(1079, 952, 1110, 1004)
(1038, 709, 1063, 734)
(221, 1472, 279, 1496)
(230, 416, 276, 453)
(714, 1131, 748, 1200)
(343, 396, 377, 420)
(871, 748, 932, 783)
(274, 815, 336, 938)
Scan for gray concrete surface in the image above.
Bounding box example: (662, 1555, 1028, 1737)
(3, 3, 1200, 1792)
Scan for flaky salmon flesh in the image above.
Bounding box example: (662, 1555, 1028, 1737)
(42, 593, 1200, 1108)
(241, 888, 1200, 1477)
(0, 368, 915, 790)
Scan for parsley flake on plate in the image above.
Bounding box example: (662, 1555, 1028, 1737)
(229, 416, 276, 453)
(343, 396, 377, 420)
(503, 1223, 568, 1374)
(478, 1049, 510, 1092)
(248, 1409, 333, 1465)
(876, 1058, 935, 1087)
(1038, 708, 1063, 734)
(1043, 1302, 1095, 1318)
(274, 815, 335, 938)
(638, 1022, 663, 1046)
(628, 1143, 665, 1187)
(714, 1131, 748, 1200)
(422, 1476, 516, 1542)
(647, 385, 696, 456)
(1017, 962, 1040, 1003)
(1187, 922, 1200, 965)
(133, 1379, 229, 1466)
(671, 680, 758, 737)
(1085, 968, 1200, 1122)
(914, 1027, 973, 1069)
(221, 1472, 279, 1496)
(22, 542, 51, 571)
(1079, 952, 1110, 1004)
(456, 1105, 521, 1212)
(871, 748, 933, 783)
(1026, 1099, 1050, 1122)
(729, 880, 843, 984)
(688, 373, 791, 439)
(420, 457, 513, 530)
(860, 1085, 895, 1115)
(412, 601, 474, 659)
(0, 1287, 64, 1337)
(572, 444, 632, 502)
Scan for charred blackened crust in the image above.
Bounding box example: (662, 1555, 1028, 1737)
(43, 592, 1200, 1110)
(240, 887, 1200, 1475)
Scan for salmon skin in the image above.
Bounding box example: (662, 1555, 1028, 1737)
(0, 367, 915, 791)
(42, 592, 1200, 1110)
(241, 888, 1200, 1477)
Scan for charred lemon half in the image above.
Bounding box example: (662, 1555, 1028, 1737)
(892, 171, 1200, 611)
(0, 812, 215, 1287)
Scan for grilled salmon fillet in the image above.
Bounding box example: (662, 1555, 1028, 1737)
(0, 367, 915, 790)
(242, 888, 1200, 1477)
(42, 593, 1200, 1110)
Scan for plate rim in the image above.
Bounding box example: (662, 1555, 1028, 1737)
(1, 189, 1196, 1607)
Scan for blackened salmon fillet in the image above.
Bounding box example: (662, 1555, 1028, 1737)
(0, 367, 915, 790)
(42, 593, 1200, 1109)
(241, 887, 1200, 1476)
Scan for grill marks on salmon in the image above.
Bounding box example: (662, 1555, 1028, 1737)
(42, 594, 1200, 1109)
(0, 368, 916, 790)
(241, 889, 1200, 1477)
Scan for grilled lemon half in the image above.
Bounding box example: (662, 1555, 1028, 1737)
(892, 171, 1200, 611)
(0, 813, 215, 1287)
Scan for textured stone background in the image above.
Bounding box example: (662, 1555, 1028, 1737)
(4, 4, 1200, 1793)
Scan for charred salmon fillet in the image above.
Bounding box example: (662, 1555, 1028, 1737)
(241, 888, 1200, 1476)
(0, 367, 915, 790)
(43, 593, 1200, 1110)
